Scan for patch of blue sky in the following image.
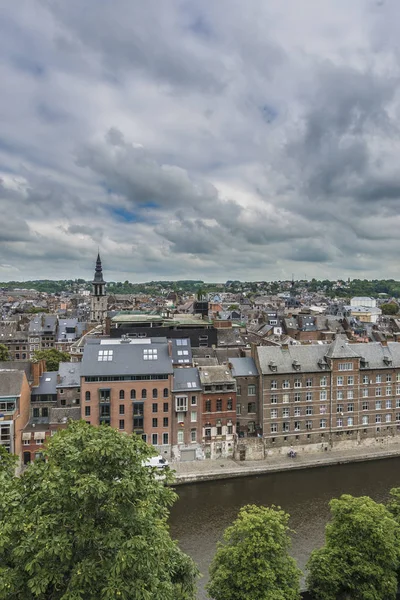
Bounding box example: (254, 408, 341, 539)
(261, 104, 278, 123)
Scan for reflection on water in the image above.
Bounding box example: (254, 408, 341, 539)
(169, 458, 400, 599)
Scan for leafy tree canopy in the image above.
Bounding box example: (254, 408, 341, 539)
(0, 421, 198, 600)
(381, 302, 398, 315)
(207, 504, 301, 600)
(306, 494, 399, 600)
(33, 348, 71, 371)
(0, 344, 10, 362)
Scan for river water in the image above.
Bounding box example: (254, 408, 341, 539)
(169, 457, 400, 599)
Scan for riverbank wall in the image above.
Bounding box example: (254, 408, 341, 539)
(172, 443, 400, 485)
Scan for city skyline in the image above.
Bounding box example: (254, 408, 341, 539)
(1, 1, 400, 282)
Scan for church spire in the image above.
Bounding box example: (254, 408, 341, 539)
(93, 252, 105, 283)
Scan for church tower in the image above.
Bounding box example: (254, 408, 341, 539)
(90, 252, 108, 322)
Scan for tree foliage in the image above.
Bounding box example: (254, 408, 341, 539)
(0, 421, 198, 600)
(306, 494, 399, 600)
(381, 302, 398, 315)
(33, 348, 71, 371)
(0, 344, 10, 362)
(206, 504, 301, 600)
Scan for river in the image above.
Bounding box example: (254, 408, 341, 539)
(169, 457, 400, 599)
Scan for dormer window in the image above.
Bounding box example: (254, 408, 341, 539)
(383, 355, 392, 366)
(292, 360, 301, 371)
(269, 361, 277, 372)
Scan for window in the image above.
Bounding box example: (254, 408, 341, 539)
(227, 398, 233, 410)
(386, 399, 392, 409)
(177, 413, 184, 423)
(236, 403, 241, 415)
(141, 389, 147, 399)
(85, 406, 90, 417)
(163, 417, 169, 427)
(347, 417, 354, 426)
(152, 388, 158, 399)
(42, 407, 48, 418)
(119, 390, 125, 400)
(176, 396, 188, 412)
(61, 399, 66, 407)
(338, 363, 353, 371)
(191, 411, 197, 422)
(282, 394, 289, 404)
(294, 421, 301, 431)
(376, 400, 382, 410)
(191, 395, 197, 406)
(397, 384, 400, 395)
(362, 388, 368, 398)
(205, 400, 211, 412)
(85, 391, 90, 402)
(386, 414, 392, 423)
(347, 403, 354, 412)
(282, 380, 290, 389)
(387, 374, 392, 382)
(294, 407, 301, 417)
(248, 384, 256, 395)
(152, 433, 158, 445)
(227, 425, 233, 435)
(33, 407, 39, 418)
(237, 385, 241, 396)
(320, 405, 327, 414)
(320, 419, 327, 429)
(306, 392, 312, 402)
(337, 418, 343, 427)
(337, 376, 343, 386)
(363, 375, 369, 384)
(337, 390, 344, 400)
(152, 418, 158, 428)
(306, 378, 312, 387)
(376, 374, 382, 383)
(163, 433, 169, 445)
(337, 404, 343, 413)
(177, 431, 184, 444)
(397, 373, 400, 383)
(216, 426, 222, 435)
(271, 395, 278, 404)
(376, 415, 382, 424)
(119, 420, 125, 430)
(119, 404, 125, 415)
(362, 401, 369, 411)
(320, 390, 327, 401)
(248, 402, 256, 413)
(130, 389, 136, 400)
(320, 376, 327, 387)
(294, 393, 301, 403)
(271, 409, 278, 419)
(282, 422, 290, 432)
(306, 420, 312, 430)
(271, 423, 278, 433)
(396, 413, 400, 422)
(283, 408, 289, 417)
(163, 402, 169, 412)
(216, 399, 222, 412)
(347, 390, 354, 400)
(152, 403, 158, 413)
(386, 386, 392, 396)
(347, 376, 354, 385)
(376, 388, 382, 397)
(163, 388, 169, 398)
(294, 379, 301, 388)
(97, 349, 113, 362)
(362, 415, 369, 425)
(306, 406, 313, 415)
(190, 430, 196, 442)
(271, 380, 277, 389)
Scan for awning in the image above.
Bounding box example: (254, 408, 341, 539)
(34, 431, 45, 440)
(22, 432, 31, 441)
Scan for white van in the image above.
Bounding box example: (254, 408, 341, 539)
(142, 455, 169, 470)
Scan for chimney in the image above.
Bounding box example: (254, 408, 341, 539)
(168, 339, 172, 357)
(381, 340, 388, 347)
(32, 361, 41, 387)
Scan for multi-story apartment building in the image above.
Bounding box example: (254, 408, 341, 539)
(230, 357, 260, 437)
(199, 365, 236, 458)
(0, 366, 31, 465)
(28, 315, 57, 359)
(80, 337, 173, 458)
(171, 367, 202, 460)
(254, 338, 400, 451)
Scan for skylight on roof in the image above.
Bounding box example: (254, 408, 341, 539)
(143, 348, 158, 360)
(98, 350, 113, 362)
(45, 377, 51, 381)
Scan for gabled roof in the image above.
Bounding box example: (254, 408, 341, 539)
(325, 337, 360, 359)
(57, 362, 81, 387)
(32, 371, 57, 396)
(172, 367, 202, 392)
(0, 369, 24, 397)
(198, 365, 235, 384)
(229, 357, 258, 377)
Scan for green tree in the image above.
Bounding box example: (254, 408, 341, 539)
(381, 302, 398, 316)
(0, 421, 198, 600)
(206, 504, 301, 600)
(0, 344, 10, 361)
(33, 348, 71, 371)
(306, 494, 399, 600)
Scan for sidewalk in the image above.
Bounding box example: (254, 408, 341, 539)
(172, 443, 400, 485)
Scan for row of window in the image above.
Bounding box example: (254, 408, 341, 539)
(204, 425, 234, 437)
(85, 388, 170, 401)
(269, 414, 400, 433)
(268, 387, 400, 403)
(268, 373, 400, 390)
(204, 398, 234, 412)
(269, 399, 400, 418)
(177, 430, 197, 443)
(236, 402, 256, 415)
(236, 385, 256, 396)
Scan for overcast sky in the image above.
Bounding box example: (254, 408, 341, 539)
(1, 1, 400, 283)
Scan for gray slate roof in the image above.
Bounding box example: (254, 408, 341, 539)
(57, 362, 81, 388)
(198, 365, 235, 384)
(229, 357, 259, 377)
(170, 338, 192, 365)
(32, 372, 58, 396)
(81, 338, 173, 376)
(172, 367, 202, 392)
(0, 369, 24, 397)
(256, 344, 329, 375)
(325, 336, 361, 359)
